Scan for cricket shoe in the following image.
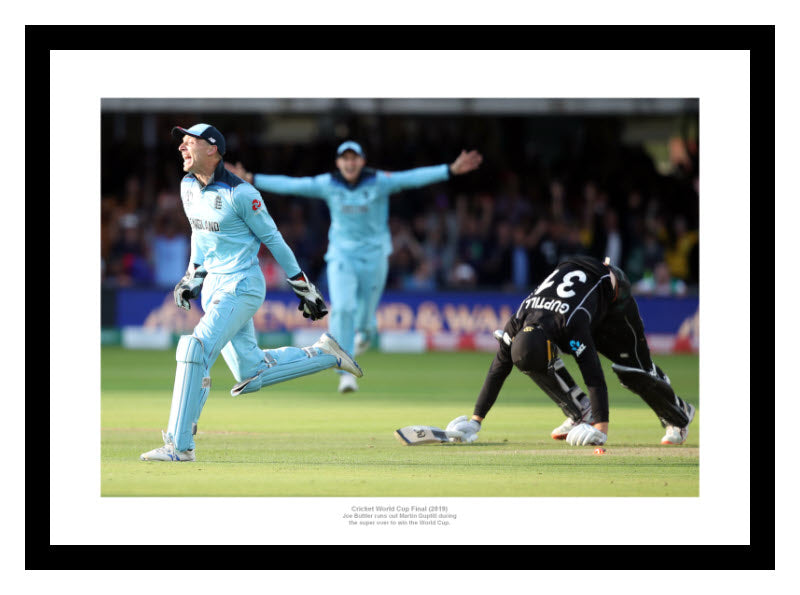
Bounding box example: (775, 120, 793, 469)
(354, 331, 371, 356)
(140, 431, 195, 462)
(338, 373, 359, 393)
(313, 332, 364, 378)
(661, 401, 696, 445)
(551, 400, 593, 440)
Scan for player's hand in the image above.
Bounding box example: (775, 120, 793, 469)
(566, 422, 607, 446)
(224, 161, 253, 183)
(446, 415, 481, 443)
(287, 272, 328, 321)
(449, 150, 483, 176)
(173, 265, 207, 311)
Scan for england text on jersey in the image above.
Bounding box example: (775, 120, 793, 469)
(189, 218, 220, 232)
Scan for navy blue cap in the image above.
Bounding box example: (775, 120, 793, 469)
(336, 140, 364, 157)
(172, 123, 226, 156)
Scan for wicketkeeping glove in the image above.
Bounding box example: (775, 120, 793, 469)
(173, 264, 207, 311)
(287, 272, 328, 321)
(566, 422, 607, 446)
(446, 415, 481, 443)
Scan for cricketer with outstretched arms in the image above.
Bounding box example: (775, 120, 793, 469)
(447, 255, 696, 447)
(140, 124, 363, 462)
(227, 141, 483, 393)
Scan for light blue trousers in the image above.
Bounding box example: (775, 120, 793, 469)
(326, 254, 389, 369)
(166, 267, 336, 451)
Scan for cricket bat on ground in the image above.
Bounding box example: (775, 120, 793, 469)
(394, 425, 464, 445)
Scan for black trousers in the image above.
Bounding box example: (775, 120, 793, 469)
(592, 269, 692, 427)
(593, 268, 654, 373)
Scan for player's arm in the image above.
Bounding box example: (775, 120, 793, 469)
(233, 185, 327, 319)
(225, 162, 328, 199)
(252, 173, 329, 199)
(472, 318, 518, 421)
(379, 149, 482, 193)
(188, 232, 205, 268)
(458, 350, 512, 435)
(178, 178, 206, 267)
(446, 318, 518, 442)
(566, 314, 609, 434)
(174, 182, 207, 311)
(234, 184, 301, 275)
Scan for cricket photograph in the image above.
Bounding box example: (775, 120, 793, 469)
(100, 96, 700, 498)
(44, 47, 759, 553)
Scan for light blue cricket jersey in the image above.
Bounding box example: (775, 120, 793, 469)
(253, 165, 450, 260)
(179, 160, 301, 277)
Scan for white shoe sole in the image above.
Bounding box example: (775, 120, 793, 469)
(315, 333, 364, 377)
(139, 452, 195, 462)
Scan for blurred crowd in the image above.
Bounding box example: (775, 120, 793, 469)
(101, 113, 698, 296)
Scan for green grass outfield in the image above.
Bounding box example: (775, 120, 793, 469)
(101, 347, 699, 497)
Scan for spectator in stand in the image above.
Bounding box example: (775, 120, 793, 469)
(640, 230, 665, 277)
(664, 215, 699, 281)
(495, 170, 534, 223)
(585, 185, 612, 259)
(387, 245, 416, 290)
(152, 211, 190, 288)
(389, 218, 424, 288)
(275, 203, 325, 280)
(108, 213, 153, 286)
(402, 260, 438, 292)
(548, 179, 567, 221)
(529, 217, 559, 283)
(479, 220, 514, 287)
(633, 261, 687, 296)
(510, 223, 531, 291)
(558, 221, 588, 261)
(101, 195, 119, 283)
(155, 189, 181, 213)
(447, 258, 478, 288)
(412, 214, 450, 288)
(122, 175, 143, 213)
(456, 214, 485, 273)
(622, 217, 647, 282)
(455, 193, 493, 274)
(432, 193, 461, 283)
(601, 208, 623, 269)
(621, 191, 645, 253)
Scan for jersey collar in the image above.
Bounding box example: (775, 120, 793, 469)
(189, 159, 226, 189)
(332, 167, 376, 189)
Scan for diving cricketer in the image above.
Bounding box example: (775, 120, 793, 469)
(446, 255, 696, 447)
